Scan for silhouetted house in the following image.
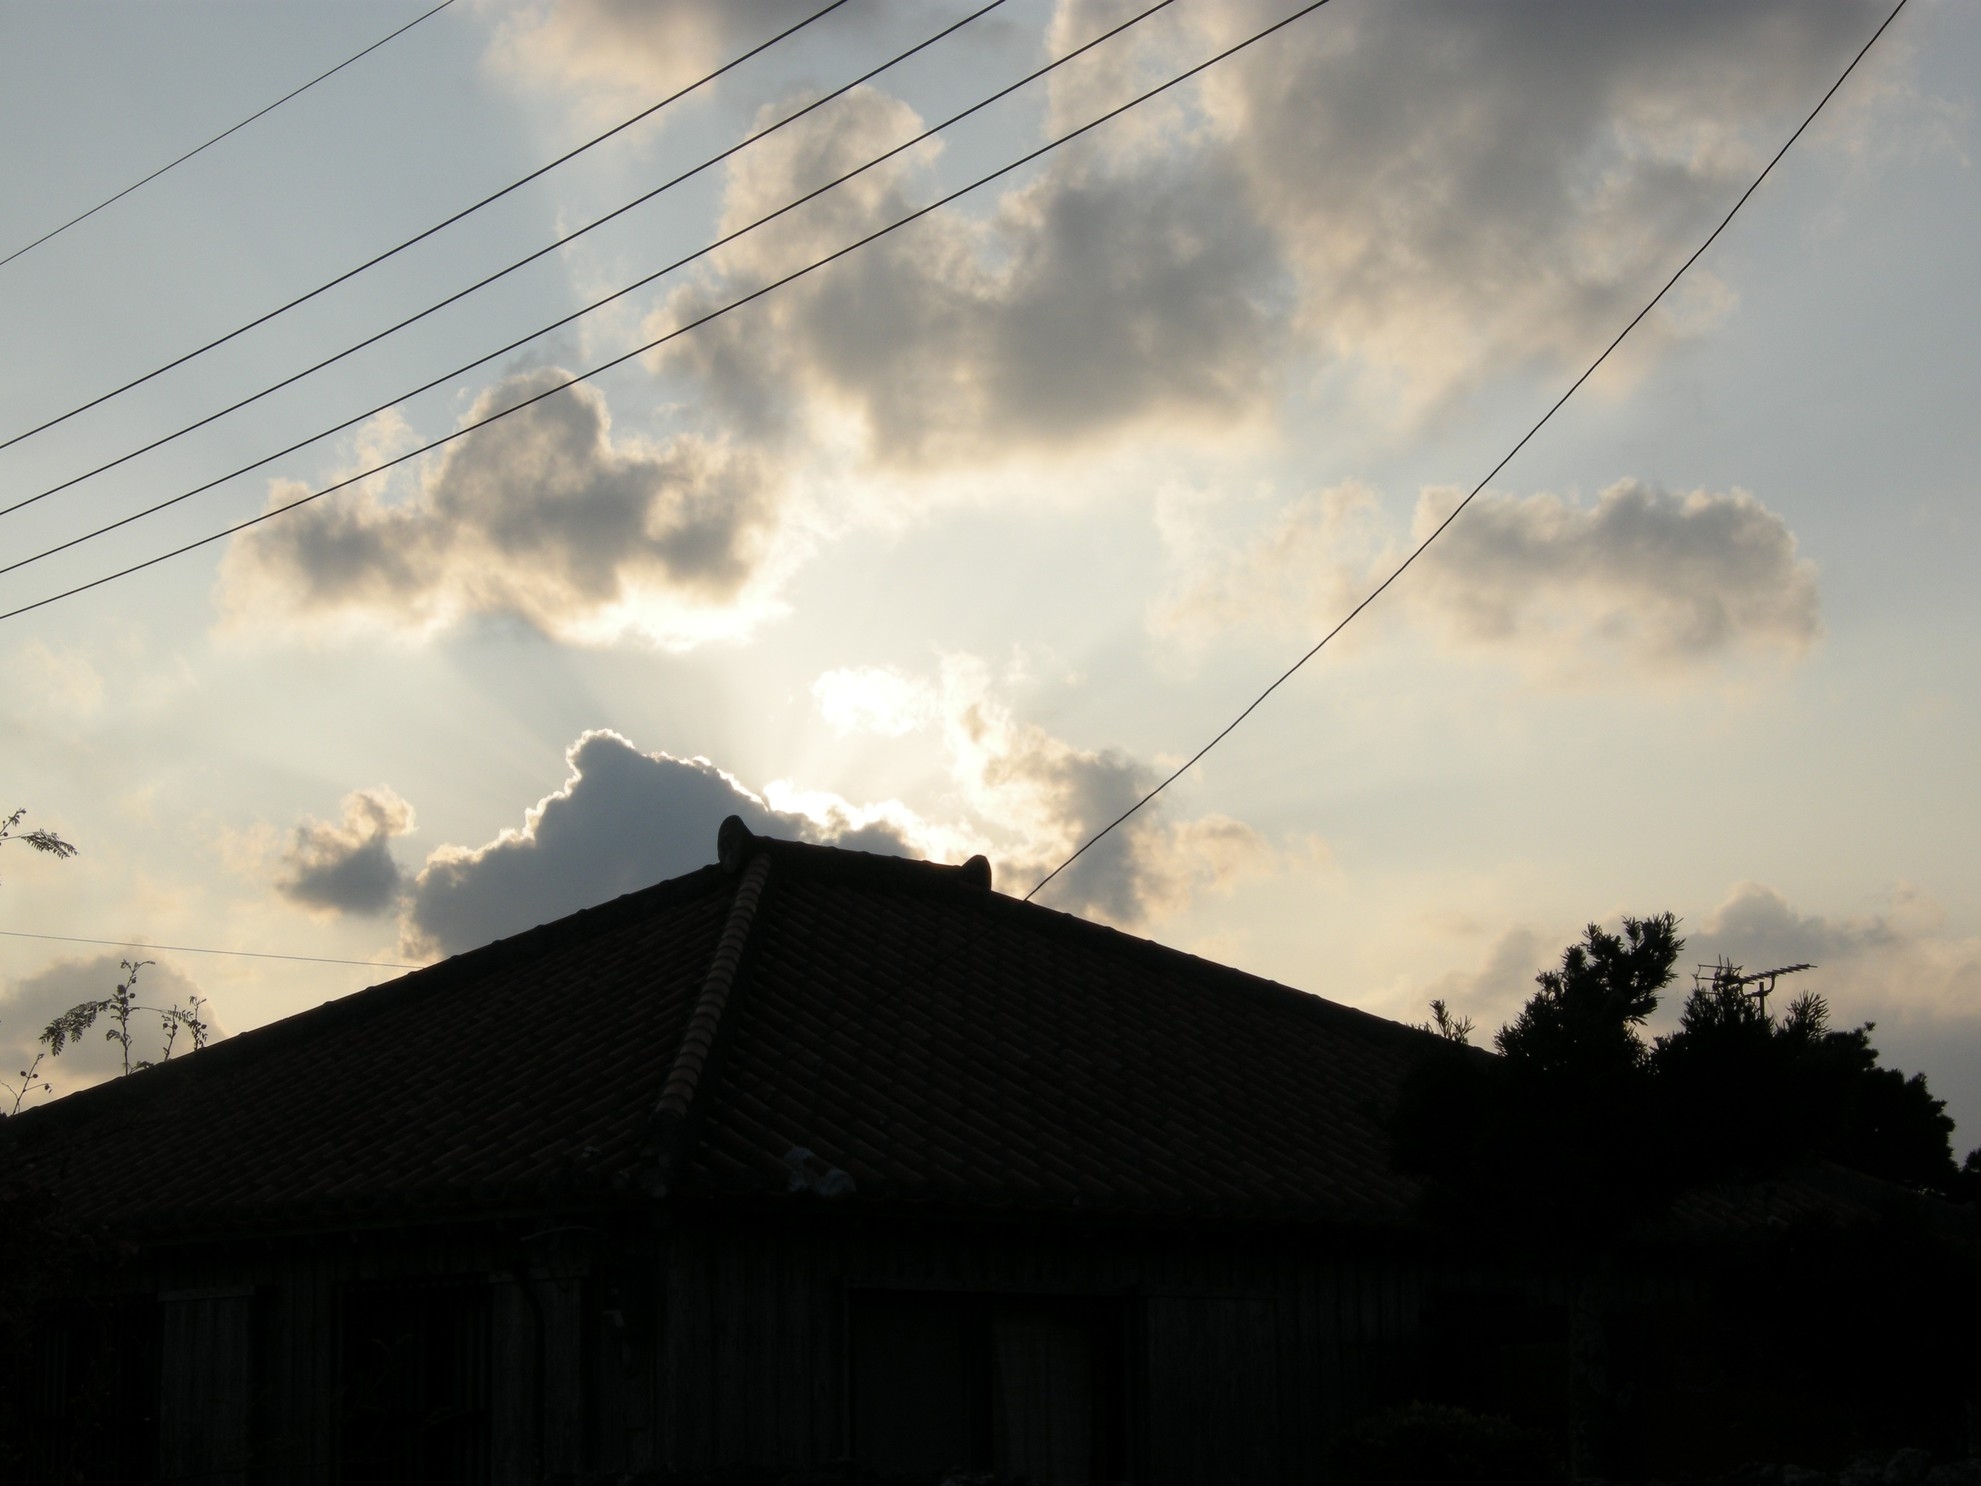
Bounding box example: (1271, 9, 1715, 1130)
(3, 819, 1973, 1483)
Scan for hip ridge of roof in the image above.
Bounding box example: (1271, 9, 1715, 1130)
(648, 848, 773, 1193)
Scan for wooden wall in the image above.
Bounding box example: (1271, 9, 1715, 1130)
(24, 1207, 1541, 1485)
(25, 1220, 628, 1485)
(648, 1208, 1518, 1485)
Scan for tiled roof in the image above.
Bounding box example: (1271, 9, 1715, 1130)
(1, 819, 1441, 1234)
(683, 829, 1430, 1221)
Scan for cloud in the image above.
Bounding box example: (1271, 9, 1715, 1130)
(487, 0, 748, 110)
(400, 730, 920, 958)
(218, 371, 786, 648)
(1417, 925, 1553, 1038)
(486, 1, 906, 123)
(424, 1, 1912, 636)
(651, 84, 1290, 466)
(393, 654, 1275, 955)
(1412, 481, 1822, 663)
(857, 655, 1276, 925)
(1181, 0, 1877, 411)
(275, 787, 415, 918)
(1155, 479, 1393, 647)
(1689, 880, 1902, 970)
(611, 0, 1890, 469)
(1160, 478, 1820, 674)
(1, 955, 213, 1102)
(17, 639, 104, 716)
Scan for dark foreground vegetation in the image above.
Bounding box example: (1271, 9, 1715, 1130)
(1390, 916, 1980, 1483)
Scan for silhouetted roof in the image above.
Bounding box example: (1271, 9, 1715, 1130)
(2, 818, 1446, 1237)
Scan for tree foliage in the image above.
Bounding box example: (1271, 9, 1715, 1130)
(1, 815, 213, 1112)
(1419, 998, 1475, 1045)
(0, 806, 77, 881)
(1394, 915, 1966, 1249)
(1392, 914, 1689, 1256)
(1654, 968, 1960, 1193)
(40, 959, 209, 1078)
(1391, 915, 1972, 1480)
(0, 806, 76, 1116)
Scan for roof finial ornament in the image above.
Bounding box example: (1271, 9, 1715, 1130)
(717, 814, 757, 874)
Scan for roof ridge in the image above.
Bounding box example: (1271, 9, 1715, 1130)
(721, 814, 993, 894)
(648, 848, 773, 1193)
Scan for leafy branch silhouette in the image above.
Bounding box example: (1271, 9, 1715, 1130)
(0, 806, 77, 882)
(1, 806, 77, 1116)
(40, 959, 209, 1078)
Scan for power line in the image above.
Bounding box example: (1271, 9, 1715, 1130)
(0, 928, 417, 970)
(1, 0, 1188, 583)
(0, 0, 1266, 622)
(0, 1, 459, 272)
(0, 0, 1018, 526)
(813, 0, 1911, 1044)
(0, 0, 854, 454)
(1021, 0, 1911, 907)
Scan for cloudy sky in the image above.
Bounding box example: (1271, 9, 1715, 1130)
(2, 0, 1978, 1146)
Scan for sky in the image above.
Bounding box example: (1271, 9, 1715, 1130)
(1, 0, 1978, 1147)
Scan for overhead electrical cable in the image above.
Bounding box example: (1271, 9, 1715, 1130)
(791, 0, 1912, 1042)
(0, 927, 418, 970)
(1, 0, 1190, 579)
(0, 0, 854, 453)
(1018, 0, 1911, 907)
(0, 0, 1019, 525)
(0, 0, 459, 272)
(0, 0, 1329, 625)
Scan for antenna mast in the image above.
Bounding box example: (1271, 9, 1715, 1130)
(1692, 957, 1816, 1019)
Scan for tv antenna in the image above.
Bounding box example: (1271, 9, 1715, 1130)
(1693, 957, 1815, 1019)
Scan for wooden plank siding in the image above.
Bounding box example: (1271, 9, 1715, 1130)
(1142, 1294, 1281, 1486)
(158, 1287, 255, 1484)
(647, 1210, 1511, 1485)
(19, 1208, 1598, 1485)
